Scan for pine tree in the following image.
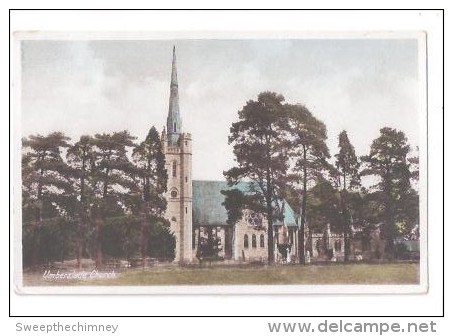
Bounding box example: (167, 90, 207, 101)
(287, 104, 330, 264)
(91, 131, 136, 267)
(361, 127, 414, 257)
(224, 92, 290, 264)
(66, 135, 95, 269)
(221, 189, 247, 226)
(132, 126, 169, 261)
(334, 130, 360, 261)
(305, 176, 341, 234)
(22, 132, 73, 265)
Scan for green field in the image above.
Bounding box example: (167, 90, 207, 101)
(23, 262, 419, 286)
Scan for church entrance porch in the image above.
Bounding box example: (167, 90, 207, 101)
(193, 226, 233, 262)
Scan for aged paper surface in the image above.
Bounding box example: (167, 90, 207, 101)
(14, 31, 427, 294)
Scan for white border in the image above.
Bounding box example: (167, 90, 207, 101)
(9, 9, 443, 317)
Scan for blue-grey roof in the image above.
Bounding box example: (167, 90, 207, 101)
(192, 180, 298, 227)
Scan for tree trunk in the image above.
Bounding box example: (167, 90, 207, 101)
(298, 146, 308, 264)
(76, 220, 82, 270)
(266, 190, 274, 265)
(266, 170, 275, 265)
(383, 175, 396, 260)
(297, 226, 305, 265)
(95, 215, 103, 268)
(344, 230, 351, 262)
(31, 201, 43, 266)
(78, 157, 86, 270)
(140, 210, 147, 269)
(31, 223, 41, 267)
(340, 190, 350, 262)
(267, 215, 274, 264)
(32, 164, 45, 266)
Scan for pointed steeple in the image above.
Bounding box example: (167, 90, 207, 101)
(171, 45, 178, 87)
(167, 46, 182, 145)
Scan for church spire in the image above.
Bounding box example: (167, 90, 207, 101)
(171, 45, 178, 87)
(167, 46, 182, 145)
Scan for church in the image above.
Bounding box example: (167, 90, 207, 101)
(160, 47, 346, 264)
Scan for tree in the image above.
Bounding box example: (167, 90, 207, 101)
(224, 92, 290, 264)
(287, 104, 330, 264)
(91, 131, 136, 267)
(221, 189, 247, 226)
(334, 130, 361, 261)
(305, 176, 341, 234)
(405, 146, 420, 240)
(361, 127, 415, 258)
(132, 126, 169, 261)
(66, 135, 95, 269)
(22, 132, 73, 265)
(147, 221, 176, 261)
(196, 228, 223, 262)
(408, 146, 419, 187)
(101, 214, 140, 261)
(335, 131, 360, 191)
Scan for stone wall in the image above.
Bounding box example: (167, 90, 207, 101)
(233, 210, 268, 262)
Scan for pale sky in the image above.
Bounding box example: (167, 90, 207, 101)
(21, 38, 421, 180)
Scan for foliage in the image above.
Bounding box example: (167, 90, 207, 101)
(287, 103, 330, 189)
(305, 177, 341, 233)
(90, 131, 137, 266)
(334, 130, 361, 261)
(66, 135, 95, 268)
(147, 219, 175, 260)
(196, 233, 222, 261)
(132, 126, 168, 208)
(224, 92, 290, 264)
(21, 94, 421, 266)
(335, 130, 360, 191)
(22, 132, 74, 266)
(132, 126, 169, 260)
(361, 127, 417, 256)
(101, 215, 175, 261)
(221, 189, 246, 226)
(101, 215, 140, 259)
(22, 216, 76, 266)
(286, 103, 330, 263)
(408, 146, 419, 182)
(22, 128, 175, 267)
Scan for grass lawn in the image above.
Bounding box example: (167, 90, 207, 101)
(23, 262, 419, 286)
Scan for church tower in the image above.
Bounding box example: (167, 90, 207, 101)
(161, 46, 193, 264)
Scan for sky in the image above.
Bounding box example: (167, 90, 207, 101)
(21, 38, 421, 180)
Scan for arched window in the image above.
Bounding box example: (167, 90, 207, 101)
(244, 234, 249, 249)
(173, 122, 177, 132)
(172, 161, 177, 177)
(260, 234, 265, 248)
(252, 234, 257, 248)
(335, 240, 342, 251)
(171, 189, 178, 198)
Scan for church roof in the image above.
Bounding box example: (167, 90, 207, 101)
(192, 180, 298, 228)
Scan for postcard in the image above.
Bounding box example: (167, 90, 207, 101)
(13, 31, 427, 294)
